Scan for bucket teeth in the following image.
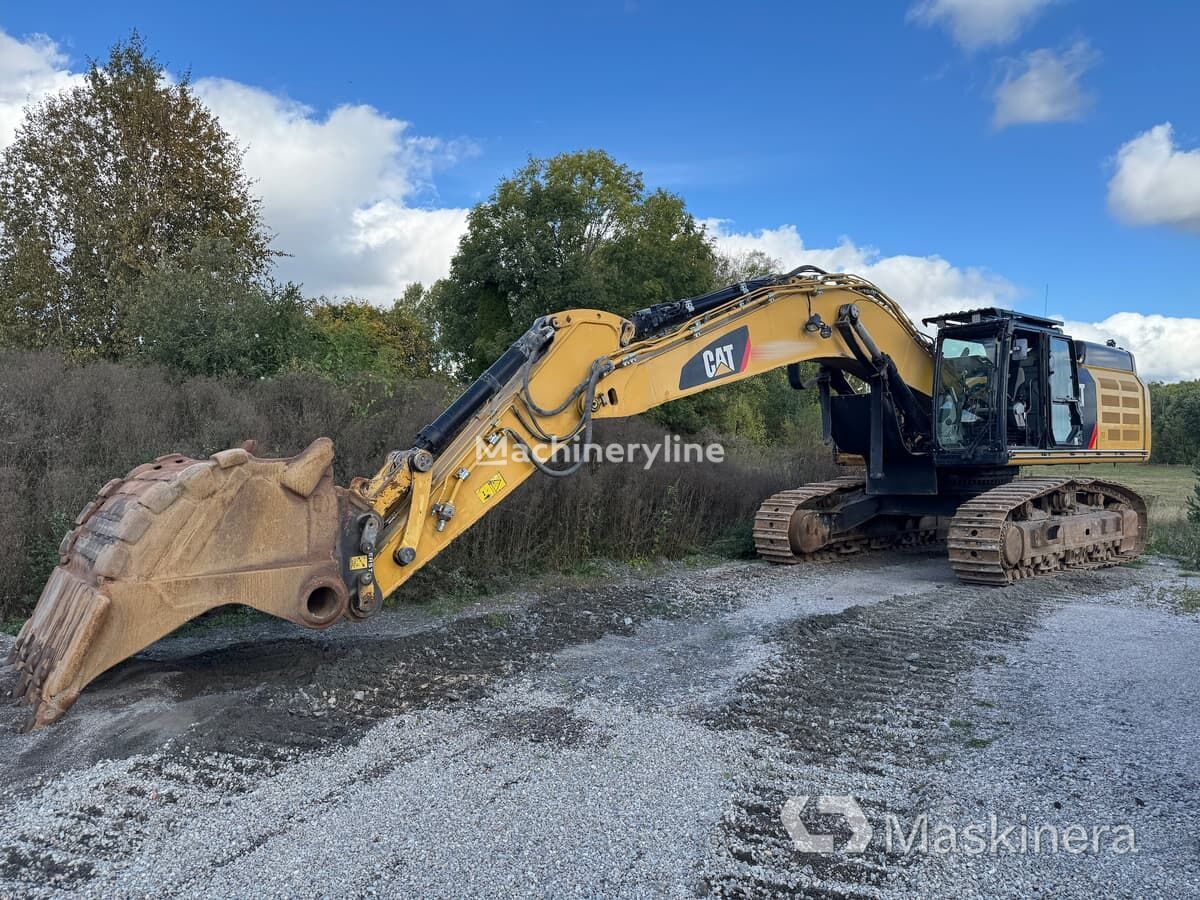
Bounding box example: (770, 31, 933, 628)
(6, 438, 349, 730)
(8, 570, 110, 728)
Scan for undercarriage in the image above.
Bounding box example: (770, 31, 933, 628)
(753, 472, 1148, 584)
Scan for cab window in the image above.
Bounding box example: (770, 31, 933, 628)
(1049, 337, 1082, 446)
(936, 336, 998, 450)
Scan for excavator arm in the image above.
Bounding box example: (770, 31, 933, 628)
(11, 269, 937, 728)
(359, 269, 935, 602)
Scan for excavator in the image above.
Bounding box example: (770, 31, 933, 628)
(8, 268, 1151, 729)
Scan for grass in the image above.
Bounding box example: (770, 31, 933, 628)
(1177, 588, 1200, 614)
(483, 611, 512, 628)
(1150, 526, 1200, 568)
(947, 718, 995, 750)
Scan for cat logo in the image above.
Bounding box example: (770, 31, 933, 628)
(678, 326, 751, 390)
(703, 344, 737, 379)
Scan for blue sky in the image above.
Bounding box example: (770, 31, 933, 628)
(2, 1, 1198, 378)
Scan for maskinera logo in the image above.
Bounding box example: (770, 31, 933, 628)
(781, 795, 1138, 856)
(781, 795, 872, 854)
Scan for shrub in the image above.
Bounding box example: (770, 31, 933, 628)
(0, 350, 832, 622)
(1189, 461, 1200, 525)
(0, 351, 450, 620)
(124, 238, 315, 379)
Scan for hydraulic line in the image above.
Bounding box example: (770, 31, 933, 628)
(506, 358, 610, 477)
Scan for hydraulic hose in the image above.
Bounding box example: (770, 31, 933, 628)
(505, 358, 610, 477)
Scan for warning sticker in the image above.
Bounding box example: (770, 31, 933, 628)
(349, 555, 369, 571)
(476, 472, 506, 503)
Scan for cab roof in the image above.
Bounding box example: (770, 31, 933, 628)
(922, 308, 1064, 331)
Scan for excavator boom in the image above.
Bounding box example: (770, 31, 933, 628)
(8, 269, 1149, 728)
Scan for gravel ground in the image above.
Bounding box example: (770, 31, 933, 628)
(0, 552, 1197, 898)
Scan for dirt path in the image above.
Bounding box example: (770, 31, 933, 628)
(1, 553, 1197, 898)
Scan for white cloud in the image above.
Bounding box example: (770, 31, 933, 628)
(705, 220, 1200, 382)
(1107, 123, 1200, 233)
(1065, 314, 1200, 382)
(0, 31, 80, 149)
(4, 30, 1197, 381)
(907, 0, 1057, 49)
(701, 219, 1018, 327)
(0, 30, 472, 303)
(193, 79, 473, 300)
(992, 42, 1097, 128)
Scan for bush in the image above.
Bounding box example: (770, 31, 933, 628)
(124, 238, 316, 379)
(1189, 461, 1200, 526)
(1150, 520, 1200, 571)
(0, 351, 833, 622)
(304, 293, 436, 383)
(0, 351, 452, 620)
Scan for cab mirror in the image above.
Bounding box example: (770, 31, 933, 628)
(1011, 338, 1030, 361)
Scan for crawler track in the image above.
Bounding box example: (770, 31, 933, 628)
(947, 477, 1148, 585)
(753, 475, 943, 565)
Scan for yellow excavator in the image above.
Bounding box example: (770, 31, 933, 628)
(9, 268, 1151, 728)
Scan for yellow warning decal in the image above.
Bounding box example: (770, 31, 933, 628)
(476, 472, 506, 503)
(349, 555, 369, 571)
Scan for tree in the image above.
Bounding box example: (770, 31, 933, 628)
(710, 249, 779, 286)
(430, 154, 821, 446)
(434, 150, 714, 375)
(307, 287, 436, 382)
(1189, 460, 1200, 525)
(1149, 381, 1200, 465)
(0, 33, 272, 357)
(124, 238, 311, 379)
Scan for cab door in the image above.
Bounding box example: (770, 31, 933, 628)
(1048, 336, 1084, 447)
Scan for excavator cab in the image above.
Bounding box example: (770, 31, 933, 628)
(929, 308, 1091, 465)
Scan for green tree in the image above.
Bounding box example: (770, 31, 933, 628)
(307, 287, 436, 382)
(434, 150, 714, 375)
(710, 248, 779, 286)
(1189, 460, 1200, 525)
(0, 33, 271, 357)
(1149, 381, 1200, 465)
(125, 238, 311, 378)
